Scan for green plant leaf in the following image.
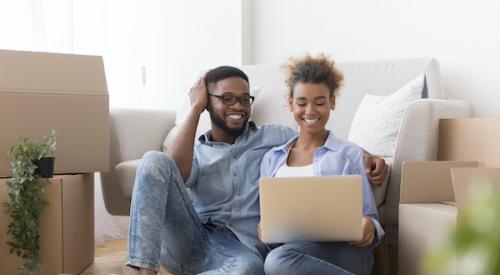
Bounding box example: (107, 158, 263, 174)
(3, 130, 56, 273)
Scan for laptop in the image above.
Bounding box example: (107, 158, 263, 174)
(259, 175, 363, 243)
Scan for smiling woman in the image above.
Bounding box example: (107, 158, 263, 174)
(259, 53, 383, 275)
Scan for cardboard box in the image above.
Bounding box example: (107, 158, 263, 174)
(0, 174, 94, 275)
(398, 118, 500, 274)
(398, 161, 480, 275)
(0, 49, 109, 177)
(438, 118, 500, 166)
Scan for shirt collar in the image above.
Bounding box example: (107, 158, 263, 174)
(269, 135, 298, 153)
(198, 121, 258, 144)
(323, 130, 341, 152)
(268, 130, 341, 153)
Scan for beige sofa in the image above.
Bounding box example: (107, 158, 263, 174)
(100, 57, 471, 270)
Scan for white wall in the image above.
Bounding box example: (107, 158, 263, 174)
(250, 0, 500, 117)
(0, 0, 244, 111)
(139, 0, 244, 110)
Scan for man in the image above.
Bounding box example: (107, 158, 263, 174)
(126, 66, 388, 274)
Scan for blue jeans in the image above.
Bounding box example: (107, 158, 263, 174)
(126, 151, 264, 274)
(264, 241, 374, 275)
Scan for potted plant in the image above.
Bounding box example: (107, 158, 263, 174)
(3, 130, 56, 275)
(32, 130, 57, 178)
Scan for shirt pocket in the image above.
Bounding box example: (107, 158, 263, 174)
(243, 148, 270, 175)
(318, 159, 343, 175)
(192, 164, 234, 208)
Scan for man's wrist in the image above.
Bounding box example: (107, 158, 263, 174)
(190, 103, 205, 116)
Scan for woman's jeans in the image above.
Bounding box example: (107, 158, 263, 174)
(126, 151, 264, 274)
(264, 241, 374, 275)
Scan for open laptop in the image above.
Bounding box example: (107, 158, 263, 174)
(259, 176, 363, 243)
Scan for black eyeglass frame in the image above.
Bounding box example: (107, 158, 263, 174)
(208, 93, 255, 106)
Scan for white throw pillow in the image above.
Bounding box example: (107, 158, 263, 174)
(348, 74, 425, 158)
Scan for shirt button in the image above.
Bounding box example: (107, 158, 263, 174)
(233, 155, 237, 159)
(233, 173, 237, 177)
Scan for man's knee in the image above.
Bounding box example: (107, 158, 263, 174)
(139, 151, 178, 182)
(142, 150, 176, 168)
(235, 256, 264, 275)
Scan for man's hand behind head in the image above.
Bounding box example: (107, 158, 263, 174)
(189, 75, 208, 115)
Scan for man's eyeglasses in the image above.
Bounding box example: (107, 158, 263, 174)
(208, 93, 255, 106)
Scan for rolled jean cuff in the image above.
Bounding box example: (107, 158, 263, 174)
(126, 257, 159, 272)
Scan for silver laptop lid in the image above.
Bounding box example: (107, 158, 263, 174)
(259, 175, 363, 243)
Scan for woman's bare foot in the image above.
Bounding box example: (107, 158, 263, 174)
(138, 267, 157, 275)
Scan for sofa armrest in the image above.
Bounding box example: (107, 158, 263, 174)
(110, 108, 176, 161)
(381, 99, 472, 226)
(100, 108, 176, 215)
(115, 158, 142, 198)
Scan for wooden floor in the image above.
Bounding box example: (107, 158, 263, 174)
(82, 239, 171, 275)
(83, 238, 390, 275)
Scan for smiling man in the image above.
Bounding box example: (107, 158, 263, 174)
(126, 66, 388, 275)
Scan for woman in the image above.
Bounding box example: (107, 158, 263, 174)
(260, 54, 384, 275)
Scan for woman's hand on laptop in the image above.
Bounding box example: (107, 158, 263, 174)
(349, 217, 375, 247)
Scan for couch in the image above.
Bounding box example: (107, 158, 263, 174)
(100, 57, 471, 272)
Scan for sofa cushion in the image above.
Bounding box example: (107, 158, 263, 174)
(115, 158, 142, 198)
(347, 74, 425, 158)
(373, 157, 392, 208)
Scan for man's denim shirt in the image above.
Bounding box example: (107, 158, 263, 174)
(185, 121, 296, 258)
(260, 131, 385, 245)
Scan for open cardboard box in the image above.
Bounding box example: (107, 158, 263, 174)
(399, 161, 500, 275)
(439, 118, 500, 167)
(0, 49, 109, 177)
(0, 174, 94, 275)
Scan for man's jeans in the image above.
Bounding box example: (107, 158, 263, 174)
(264, 241, 374, 275)
(126, 151, 264, 274)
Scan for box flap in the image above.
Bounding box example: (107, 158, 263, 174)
(439, 118, 500, 167)
(0, 50, 109, 176)
(450, 167, 500, 214)
(400, 161, 480, 203)
(0, 49, 107, 96)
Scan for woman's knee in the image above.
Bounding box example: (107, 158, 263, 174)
(264, 247, 295, 275)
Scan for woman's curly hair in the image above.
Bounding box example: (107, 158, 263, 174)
(282, 53, 344, 98)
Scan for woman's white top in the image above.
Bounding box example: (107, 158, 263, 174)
(275, 162, 314, 177)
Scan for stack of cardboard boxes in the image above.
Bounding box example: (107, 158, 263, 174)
(0, 50, 109, 274)
(399, 118, 500, 275)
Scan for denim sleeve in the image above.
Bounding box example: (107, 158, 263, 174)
(184, 156, 199, 187)
(352, 147, 385, 246)
(284, 126, 297, 139)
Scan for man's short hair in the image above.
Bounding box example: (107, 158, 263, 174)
(205, 66, 249, 90)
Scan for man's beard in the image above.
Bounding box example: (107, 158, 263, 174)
(209, 112, 248, 138)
